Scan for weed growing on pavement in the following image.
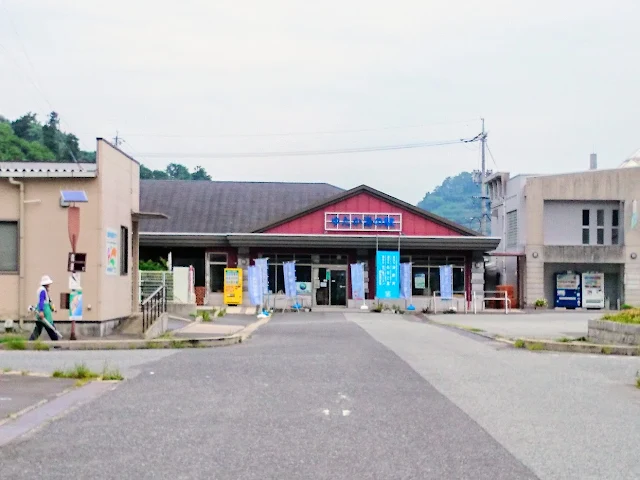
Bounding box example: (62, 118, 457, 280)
(2, 367, 12, 373)
(636, 371, 640, 389)
(157, 331, 174, 339)
(601, 346, 612, 355)
(3, 336, 26, 350)
(514, 339, 526, 348)
(463, 326, 485, 333)
(53, 363, 99, 380)
(217, 308, 226, 317)
(200, 310, 212, 322)
(101, 364, 124, 381)
(556, 337, 572, 343)
(144, 341, 163, 349)
(33, 340, 50, 351)
(21, 370, 29, 376)
(526, 342, 545, 351)
(169, 340, 187, 349)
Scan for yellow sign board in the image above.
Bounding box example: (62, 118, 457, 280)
(223, 268, 243, 305)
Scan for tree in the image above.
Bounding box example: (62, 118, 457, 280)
(62, 133, 81, 160)
(191, 165, 211, 181)
(140, 164, 154, 179)
(11, 112, 42, 143)
(0, 123, 55, 161)
(166, 162, 192, 180)
(41, 111, 61, 157)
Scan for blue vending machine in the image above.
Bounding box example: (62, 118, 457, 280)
(554, 271, 581, 309)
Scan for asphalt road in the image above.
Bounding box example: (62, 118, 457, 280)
(0, 312, 638, 479)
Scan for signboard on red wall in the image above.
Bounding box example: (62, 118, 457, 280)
(325, 212, 402, 232)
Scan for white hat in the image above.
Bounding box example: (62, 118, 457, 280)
(40, 275, 53, 286)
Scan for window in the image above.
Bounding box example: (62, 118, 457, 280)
(0, 221, 18, 272)
(209, 253, 228, 292)
(596, 209, 604, 245)
(120, 226, 129, 275)
(582, 209, 590, 245)
(506, 210, 518, 248)
(612, 209, 619, 245)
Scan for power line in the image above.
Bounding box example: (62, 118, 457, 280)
(486, 141, 499, 169)
(137, 137, 479, 159)
(119, 118, 480, 139)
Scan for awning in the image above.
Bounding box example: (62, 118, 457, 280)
(140, 232, 501, 252)
(133, 211, 169, 221)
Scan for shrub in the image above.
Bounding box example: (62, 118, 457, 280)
(534, 298, 548, 307)
(602, 310, 640, 325)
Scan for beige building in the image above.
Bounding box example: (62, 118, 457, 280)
(487, 150, 640, 309)
(0, 139, 148, 336)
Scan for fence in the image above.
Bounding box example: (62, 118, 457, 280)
(431, 290, 511, 314)
(140, 271, 173, 302)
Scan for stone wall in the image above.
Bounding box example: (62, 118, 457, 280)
(588, 319, 640, 345)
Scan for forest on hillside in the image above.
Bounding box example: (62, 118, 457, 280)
(1, 112, 482, 226)
(417, 171, 483, 231)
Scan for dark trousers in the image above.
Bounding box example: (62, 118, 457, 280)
(29, 320, 59, 341)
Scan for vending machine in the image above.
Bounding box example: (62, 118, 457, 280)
(581, 272, 605, 309)
(555, 271, 581, 309)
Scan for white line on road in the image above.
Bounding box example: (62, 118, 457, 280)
(342, 410, 351, 416)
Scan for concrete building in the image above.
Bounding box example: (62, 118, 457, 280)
(486, 150, 640, 309)
(0, 139, 154, 336)
(139, 182, 500, 311)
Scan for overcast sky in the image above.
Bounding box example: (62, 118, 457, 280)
(1, 0, 639, 204)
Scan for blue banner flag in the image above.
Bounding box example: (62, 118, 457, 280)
(283, 261, 297, 298)
(350, 263, 365, 300)
(439, 265, 453, 300)
(400, 263, 412, 299)
(254, 258, 269, 294)
(248, 265, 262, 305)
(376, 251, 400, 299)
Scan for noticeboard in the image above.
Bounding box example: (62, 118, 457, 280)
(224, 268, 243, 305)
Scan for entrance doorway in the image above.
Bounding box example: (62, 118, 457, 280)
(314, 267, 347, 306)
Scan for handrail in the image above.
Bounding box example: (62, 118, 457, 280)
(141, 285, 167, 332)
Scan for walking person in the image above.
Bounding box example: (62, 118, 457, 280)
(29, 275, 61, 341)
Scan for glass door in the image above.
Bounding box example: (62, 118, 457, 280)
(330, 269, 347, 306)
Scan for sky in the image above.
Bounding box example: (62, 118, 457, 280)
(1, 0, 639, 204)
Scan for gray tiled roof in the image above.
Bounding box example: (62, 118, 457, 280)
(139, 180, 344, 233)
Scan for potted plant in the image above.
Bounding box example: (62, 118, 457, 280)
(534, 298, 548, 309)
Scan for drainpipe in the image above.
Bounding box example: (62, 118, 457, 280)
(8, 177, 25, 328)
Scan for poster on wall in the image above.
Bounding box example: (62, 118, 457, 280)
(414, 273, 426, 290)
(106, 229, 118, 275)
(69, 289, 83, 321)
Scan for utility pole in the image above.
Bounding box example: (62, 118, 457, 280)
(114, 131, 121, 147)
(480, 118, 487, 235)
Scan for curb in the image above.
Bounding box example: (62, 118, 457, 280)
(0, 316, 273, 351)
(0, 335, 242, 351)
(420, 314, 640, 356)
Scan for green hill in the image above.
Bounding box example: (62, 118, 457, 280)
(417, 172, 482, 231)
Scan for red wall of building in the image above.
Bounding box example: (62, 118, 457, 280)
(264, 192, 463, 236)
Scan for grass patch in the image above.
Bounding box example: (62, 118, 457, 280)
(156, 331, 174, 339)
(52, 363, 99, 380)
(2, 336, 26, 350)
(21, 370, 29, 376)
(602, 309, 640, 325)
(200, 310, 212, 322)
(514, 339, 526, 348)
(2, 367, 12, 373)
(144, 341, 164, 349)
(33, 340, 50, 351)
(555, 337, 572, 343)
(169, 340, 187, 349)
(464, 327, 485, 333)
(636, 371, 640, 389)
(101, 364, 124, 381)
(526, 342, 545, 351)
(601, 346, 613, 355)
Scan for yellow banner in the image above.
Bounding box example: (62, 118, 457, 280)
(223, 268, 243, 305)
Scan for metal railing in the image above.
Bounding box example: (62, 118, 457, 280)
(432, 291, 469, 314)
(475, 290, 511, 314)
(141, 285, 167, 332)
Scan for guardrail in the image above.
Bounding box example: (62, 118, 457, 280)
(141, 285, 167, 332)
